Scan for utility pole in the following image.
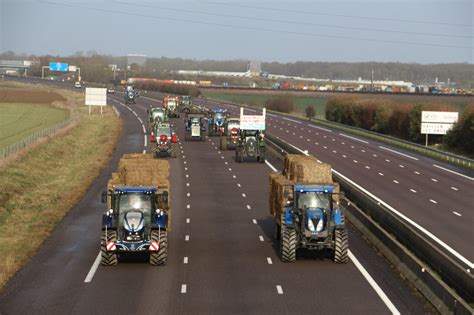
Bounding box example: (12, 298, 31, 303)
(371, 68, 374, 90)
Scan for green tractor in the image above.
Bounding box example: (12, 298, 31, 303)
(235, 129, 266, 163)
(147, 107, 168, 133)
(179, 95, 193, 114)
(150, 123, 178, 158)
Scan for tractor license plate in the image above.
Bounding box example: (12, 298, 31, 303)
(191, 126, 200, 137)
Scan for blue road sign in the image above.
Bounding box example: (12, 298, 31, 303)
(49, 62, 69, 71)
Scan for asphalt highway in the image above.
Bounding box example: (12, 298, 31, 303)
(0, 86, 431, 314)
(189, 97, 474, 269)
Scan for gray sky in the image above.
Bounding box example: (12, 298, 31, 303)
(1, 0, 472, 63)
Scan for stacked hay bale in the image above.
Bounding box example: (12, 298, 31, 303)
(269, 154, 340, 220)
(107, 153, 170, 207)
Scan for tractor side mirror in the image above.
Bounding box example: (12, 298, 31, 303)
(101, 191, 107, 203)
(147, 109, 150, 114)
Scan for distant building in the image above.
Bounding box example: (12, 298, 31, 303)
(127, 54, 147, 67)
(248, 61, 261, 77)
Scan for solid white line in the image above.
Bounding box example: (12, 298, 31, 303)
(333, 168, 474, 269)
(348, 251, 400, 315)
(185, 235, 190, 241)
(181, 284, 187, 294)
(183, 257, 189, 264)
(433, 164, 474, 181)
(308, 124, 332, 132)
(429, 199, 438, 204)
(379, 146, 419, 161)
(267, 257, 273, 264)
(276, 285, 284, 294)
(259, 236, 264, 242)
(132, 111, 138, 117)
(144, 135, 147, 147)
(283, 117, 302, 124)
(265, 160, 278, 172)
(452, 211, 462, 217)
(142, 124, 146, 134)
(339, 133, 369, 144)
(137, 117, 143, 124)
(84, 252, 101, 283)
(252, 219, 257, 224)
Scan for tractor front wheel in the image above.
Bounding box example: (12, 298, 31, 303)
(150, 230, 168, 266)
(170, 144, 177, 158)
(100, 230, 118, 266)
(333, 229, 349, 263)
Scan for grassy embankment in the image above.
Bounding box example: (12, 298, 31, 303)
(0, 83, 122, 288)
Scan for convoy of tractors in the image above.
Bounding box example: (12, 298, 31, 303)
(101, 92, 348, 266)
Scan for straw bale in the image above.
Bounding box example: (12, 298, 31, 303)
(283, 154, 332, 183)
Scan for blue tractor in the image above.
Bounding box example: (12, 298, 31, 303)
(101, 186, 170, 266)
(207, 109, 228, 136)
(270, 171, 348, 263)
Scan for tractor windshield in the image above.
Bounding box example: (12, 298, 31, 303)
(297, 192, 331, 210)
(155, 126, 171, 136)
(117, 193, 152, 227)
(227, 121, 240, 132)
(244, 130, 258, 137)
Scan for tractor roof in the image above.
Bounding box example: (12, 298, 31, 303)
(210, 109, 226, 113)
(294, 185, 337, 193)
(114, 186, 158, 193)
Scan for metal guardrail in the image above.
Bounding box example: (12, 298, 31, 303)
(265, 133, 473, 310)
(1, 114, 78, 160)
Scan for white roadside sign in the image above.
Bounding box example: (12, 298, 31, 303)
(85, 88, 107, 106)
(240, 107, 266, 130)
(421, 111, 458, 124)
(421, 123, 455, 135)
(69, 65, 77, 72)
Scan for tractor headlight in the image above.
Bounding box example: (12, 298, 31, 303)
(307, 218, 315, 232)
(316, 218, 323, 232)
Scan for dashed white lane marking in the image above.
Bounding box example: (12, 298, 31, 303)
(373, 154, 377, 157)
(259, 236, 264, 242)
(433, 164, 474, 181)
(348, 251, 401, 315)
(307, 138, 310, 142)
(186, 183, 190, 187)
(365, 166, 370, 169)
(233, 175, 236, 178)
(342, 155, 347, 158)
(144, 135, 147, 147)
(331, 138, 336, 142)
(283, 117, 302, 124)
(137, 117, 143, 124)
(410, 189, 417, 193)
(307, 124, 332, 132)
(299, 135, 303, 139)
(393, 180, 399, 184)
(315, 142, 319, 145)
(332, 150, 337, 153)
(252, 219, 257, 224)
(132, 111, 138, 117)
(228, 168, 232, 171)
(218, 151, 221, 154)
(237, 183, 241, 187)
(265, 160, 278, 172)
(246, 205, 251, 210)
(186, 204, 190, 209)
(183, 257, 189, 264)
(225, 161, 228, 165)
(186, 218, 190, 224)
(184, 161, 187, 164)
(267, 257, 273, 264)
(185, 174, 189, 178)
(323, 146, 327, 149)
(187, 193, 191, 197)
(414, 171, 420, 175)
(339, 133, 369, 144)
(242, 193, 246, 198)
(181, 284, 187, 294)
(185, 235, 190, 241)
(353, 160, 358, 163)
(431, 178, 438, 182)
(184, 167, 188, 171)
(276, 285, 284, 294)
(451, 186, 458, 191)
(350, 145, 355, 149)
(429, 199, 438, 204)
(399, 165, 405, 168)
(84, 252, 101, 283)
(361, 149, 366, 152)
(221, 156, 224, 159)
(385, 159, 391, 162)
(379, 146, 419, 161)
(452, 211, 462, 217)
(142, 125, 146, 134)
(378, 172, 384, 176)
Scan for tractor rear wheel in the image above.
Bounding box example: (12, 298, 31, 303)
(150, 230, 168, 266)
(100, 230, 118, 266)
(220, 136, 228, 150)
(333, 229, 349, 263)
(236, 147, 244, 163)
(274, 221, 281, 240)
(170, 144, 177, 158)
(280, 226, 296, 262)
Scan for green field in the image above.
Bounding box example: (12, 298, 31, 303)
(0, 104, 68, 149)
(202, 92, 328, 117)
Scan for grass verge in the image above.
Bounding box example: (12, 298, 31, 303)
(0, 88, 122, 288)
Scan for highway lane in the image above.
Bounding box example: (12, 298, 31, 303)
(1, 84, 429, 314)
(190, 97, 474, 267)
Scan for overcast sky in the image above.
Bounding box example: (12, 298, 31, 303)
(1, 0, 472, 63)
